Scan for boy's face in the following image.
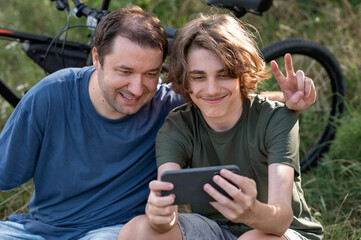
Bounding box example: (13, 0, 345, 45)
(187, 47, 243, 131)
(92, 35, 163, 119)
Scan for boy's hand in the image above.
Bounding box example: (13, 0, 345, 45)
(146, 180, 177, 232)
(203, 169, 258, 224)
(271, 53, 316, 114)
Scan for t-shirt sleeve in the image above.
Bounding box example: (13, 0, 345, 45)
(155, 109, 193, 169)
(0, 94, 45, 190)
(264, 106, 300, 175)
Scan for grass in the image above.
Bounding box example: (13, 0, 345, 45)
(1, 0, 361, 239)
(0, 181, 33, 221)
(302, 104, 361, 239)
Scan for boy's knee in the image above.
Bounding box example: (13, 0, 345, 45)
(238, 229, 285, 240)
(118, 215, 150, 240)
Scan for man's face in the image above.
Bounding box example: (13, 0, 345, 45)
(93, 36, 163, 119)
(187, 47, 243, 131)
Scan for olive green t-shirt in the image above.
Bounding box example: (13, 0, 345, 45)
(156, 95, 323, 239)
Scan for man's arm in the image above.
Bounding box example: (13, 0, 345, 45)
(259, 91, 285, 102)
(268, 53, 317, 116)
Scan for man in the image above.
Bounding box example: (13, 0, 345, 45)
(0, 6, 315, 240)
(118, 14, 323, 240)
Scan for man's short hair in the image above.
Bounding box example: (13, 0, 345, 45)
(93, 5, 168, 65)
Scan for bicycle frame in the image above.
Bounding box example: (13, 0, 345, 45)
(0, 28, 52, 107)
(0, 27, 91, 107)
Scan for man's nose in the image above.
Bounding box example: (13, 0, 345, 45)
(128, 75, 143, 96)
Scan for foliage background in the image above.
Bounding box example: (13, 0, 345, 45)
(0, 0, 360, 239)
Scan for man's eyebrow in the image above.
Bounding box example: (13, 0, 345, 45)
(117, 65, 161, 72)
(118, 65, 133, 70)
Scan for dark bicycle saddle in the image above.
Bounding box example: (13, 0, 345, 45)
(206, 0, 273, 15)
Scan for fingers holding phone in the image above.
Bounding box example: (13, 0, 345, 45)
(205, 169, 258, 223)
(146, 180, 178, 227)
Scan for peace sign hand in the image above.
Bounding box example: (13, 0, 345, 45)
(271, 53, 316, 114)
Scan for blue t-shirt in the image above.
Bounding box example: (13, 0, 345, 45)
(0, 66, 183, 239)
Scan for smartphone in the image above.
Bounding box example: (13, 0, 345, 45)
(160, 165, 240, 205)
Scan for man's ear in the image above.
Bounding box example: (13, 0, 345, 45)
(92, 47, 100, 70)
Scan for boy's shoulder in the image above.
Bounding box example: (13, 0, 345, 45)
(248, 94, 297, 122)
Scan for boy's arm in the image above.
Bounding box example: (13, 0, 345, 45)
(203, 164, 294, 236)
(146, 162, 181, 233)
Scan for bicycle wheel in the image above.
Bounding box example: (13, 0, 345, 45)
(259, 39, 345, 172)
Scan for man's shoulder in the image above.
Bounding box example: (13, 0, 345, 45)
(18, 67, 93, 110)
(30, 66, 92, 94)
(42, 66, 93, 83)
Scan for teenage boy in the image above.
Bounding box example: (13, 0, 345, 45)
(119, 13, 323, 240)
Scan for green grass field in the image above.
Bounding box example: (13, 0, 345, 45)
(1, 0, 360, 239)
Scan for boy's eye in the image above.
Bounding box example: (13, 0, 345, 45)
(190, 75, 205, 81)
(218, 73, 229, 79)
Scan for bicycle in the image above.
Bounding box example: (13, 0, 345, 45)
(0, 0, 345, 172)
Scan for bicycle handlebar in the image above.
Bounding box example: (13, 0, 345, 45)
(53, 0, 177, 38)
(71, 0, 110, 26)
(54, 0, 70, 11)
(52, 0, 109, 21)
